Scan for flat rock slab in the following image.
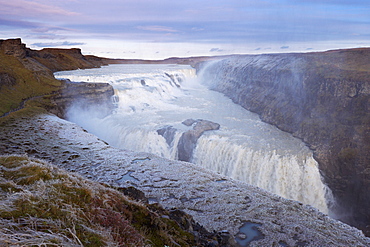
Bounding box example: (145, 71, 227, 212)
(1, 113, 369, 246)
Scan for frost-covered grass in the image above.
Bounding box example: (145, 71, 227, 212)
(0, 155, 197, 246)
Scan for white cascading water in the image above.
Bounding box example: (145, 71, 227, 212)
(55, 64, 333, 213)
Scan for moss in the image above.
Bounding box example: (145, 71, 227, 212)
(0, 157, 138, 245)
(90, 207, 144, 246)
(0, 155, 29, 167)
(0, 156, 106, 245)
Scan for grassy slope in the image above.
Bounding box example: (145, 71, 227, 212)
(32, 49, 104, 72)
(0, 53, 61, 116)
(0, 45, 110, 116)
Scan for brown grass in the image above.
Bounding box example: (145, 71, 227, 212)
(0, 155, 199, 246)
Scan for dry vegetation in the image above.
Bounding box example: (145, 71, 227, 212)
(0, 155, 200, 246)
(0, 52, 62, 116)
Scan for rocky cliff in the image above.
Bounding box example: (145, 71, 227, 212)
(0, 38, 114, 117)
(200, 49, 370, 236)
(0, 38, 108, 72)
(48, 81, 115, 119)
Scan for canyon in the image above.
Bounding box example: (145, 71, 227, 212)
(0, 38, 369, 245)
(199, 52, 370, 235)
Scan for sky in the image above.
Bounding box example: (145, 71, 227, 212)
(1, 0, 370, 59)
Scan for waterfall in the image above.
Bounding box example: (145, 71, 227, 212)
(55, 63, 333, 214)
(193, 134, 330, 212)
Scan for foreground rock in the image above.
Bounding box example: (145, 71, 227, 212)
(0, 110, 369, 246)
(200, 50, 370, 235)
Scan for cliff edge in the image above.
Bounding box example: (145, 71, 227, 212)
(0, 38, 113, 117)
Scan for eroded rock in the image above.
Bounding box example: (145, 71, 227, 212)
(49, 82, 116, 119)
(178, 119, 220, 162)
(157, 125, 177, 146)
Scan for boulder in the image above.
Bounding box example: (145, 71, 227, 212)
(177, 119, 220, 162)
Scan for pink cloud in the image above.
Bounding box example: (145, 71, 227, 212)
(0, 0, 79, 18)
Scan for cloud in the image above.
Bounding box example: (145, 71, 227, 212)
(31, 41, 86, 48)
(0, 0, 78, 18)
(210, 48, 224, 52)
(137, 25, 178, 33)
(35, 35, 64, 40)
(1, 0, 369, 59)
(31, 26, 71, 33)
(0, 18, 40, 29)
(191, 27, 205, 32)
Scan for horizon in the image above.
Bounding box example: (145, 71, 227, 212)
(3, 37, 370, 61)
(1, 1, 370, 59)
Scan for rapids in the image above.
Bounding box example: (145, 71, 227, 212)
(55, 63, 333, 213)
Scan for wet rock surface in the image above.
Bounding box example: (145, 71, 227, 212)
(157, 125, 177, 146)
(0, 112, 369, 246)
(178, 119, 220, 162)
(49, 81, 116, 119)
(157, 119, 221, 162)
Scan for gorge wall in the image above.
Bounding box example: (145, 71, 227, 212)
(199, 50, 370, 235)
(49, 81, 115, 119)
(0, 38, 115, 117)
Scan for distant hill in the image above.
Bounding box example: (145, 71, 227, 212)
(0, 38, 111, 116)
